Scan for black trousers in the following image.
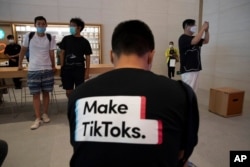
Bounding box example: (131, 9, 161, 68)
(9, 60, 22, 89)
(167, 63, 175, 79)
(12, 78, 22, 89)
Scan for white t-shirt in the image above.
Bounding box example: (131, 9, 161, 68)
(23, 32, 56, 71)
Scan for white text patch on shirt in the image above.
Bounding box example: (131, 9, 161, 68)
(74, 96, 162, 144)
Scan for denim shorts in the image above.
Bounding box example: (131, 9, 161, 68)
(27, 70, 54, 95)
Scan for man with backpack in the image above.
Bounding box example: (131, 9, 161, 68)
(18, 16, 56, 130)
(68, 20, 199, 167)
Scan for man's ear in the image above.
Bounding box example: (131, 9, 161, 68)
(146, 50, 155, 70)
(110, 50, 114, 64)
(148, 50, 155, 65)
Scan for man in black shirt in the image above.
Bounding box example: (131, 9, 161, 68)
(178, 19, 209, 92)
(68, 20, 199, 167)
(4, 34, 22, 89)
(59, 18, 92, 98)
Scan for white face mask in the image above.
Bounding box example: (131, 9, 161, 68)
(190, 26, 197, 33)
(8, 39, 14, 43)
(169, 45, 173, 48)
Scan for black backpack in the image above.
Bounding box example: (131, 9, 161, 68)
(177, 80, 200, 167)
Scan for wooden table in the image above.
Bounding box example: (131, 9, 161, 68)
(0, 64, 114, 78)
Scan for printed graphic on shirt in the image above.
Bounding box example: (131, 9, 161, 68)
(184, 47, 200, 71)
(74, 96, 163, 144)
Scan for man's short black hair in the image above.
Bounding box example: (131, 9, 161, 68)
(7, 34, 14, 40)
(70, 18, 85, 32)
(34, 16, 47, 24)
(112, 20, 155, 57)
(182, 19, 195, 29)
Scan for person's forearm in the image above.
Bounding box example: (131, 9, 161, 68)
(51, 55, 55, 68)
(203, 31, 209, 44)
(59, 50, 64, 66)
(85, 56, 90, 70)
(18, 48, 26, 67)
(85, 56, 90, 78)
(4, 54, 11, 59)
(191, 28, 205, 45)
(49, 51, 55, 68)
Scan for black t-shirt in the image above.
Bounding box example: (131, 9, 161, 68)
(4, 43, 21, 67)
(178, 34, 204, 73)
(68, 68, 192, 167)
(60, 35, 92, 67)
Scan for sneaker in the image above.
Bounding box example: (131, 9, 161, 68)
(42, 113, 50, 123)
(30, 118, 42, 130)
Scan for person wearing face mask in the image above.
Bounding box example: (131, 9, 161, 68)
(165, 41, 179, 79)
(59, 17, 92, 98)
(18, 16, 57, 130)
(178, 19, 209, 167)
(4, 34, 22, 89)
(178, 19, 209, 93)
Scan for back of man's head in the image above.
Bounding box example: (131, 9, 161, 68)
(111, 20, 155, 57)
(7, 34, 14, 40)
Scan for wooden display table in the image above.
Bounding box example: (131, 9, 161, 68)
(0, 64, 114, 78)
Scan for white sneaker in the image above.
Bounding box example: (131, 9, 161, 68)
(42, 113, 50, 123)
(30, 118, 42, 130)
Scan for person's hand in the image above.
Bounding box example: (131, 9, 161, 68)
(203, 21, 209, 32)
(18, 65, 23, 71)
(10, 58, 16, 62)
(52, 66, 57, 73)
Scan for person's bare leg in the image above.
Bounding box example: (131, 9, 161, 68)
(40, 91, 51, 123)
(30, 93, 42, 130)
(42, 91, 50, 114)
(33, 93, 41, 119)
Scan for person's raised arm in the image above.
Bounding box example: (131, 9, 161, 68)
(191, 21, 209, 45)
(203, 23, 209, 44)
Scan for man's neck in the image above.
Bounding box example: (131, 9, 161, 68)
(37, 32, 45, 37)
(184, 30, 192, 36)
(74, 33, 82, 37)
(113, 54, 149, 70)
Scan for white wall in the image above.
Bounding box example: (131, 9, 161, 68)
(0, 0, 200, 76)
(201, 0, 250, 108)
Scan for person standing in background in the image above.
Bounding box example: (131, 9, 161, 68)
(178, 19, 209, 92)
(59, 17, 92, 98)
(4, 34, 22, 89)
(165, 41, 179, 79)
(18, 16, 56, 130)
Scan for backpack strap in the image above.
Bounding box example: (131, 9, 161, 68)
(177, 80, 200, 166)
(28, 32, 35, 46)
(46, 33, 51, 42)
(28, 32, 51, 46)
